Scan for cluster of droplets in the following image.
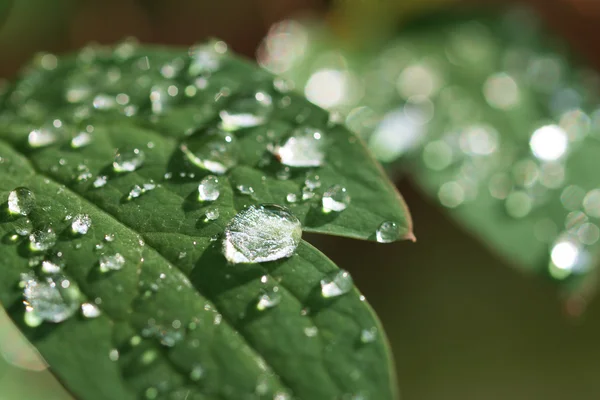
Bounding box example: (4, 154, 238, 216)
(258, 7, 600, 283)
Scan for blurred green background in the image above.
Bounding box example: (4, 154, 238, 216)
(2, 0, 600, 399)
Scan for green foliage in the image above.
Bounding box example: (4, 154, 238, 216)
(0, 42, 411, 399)
(261, 7, 600, 293)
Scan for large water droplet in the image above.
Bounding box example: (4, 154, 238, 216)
(274, 127, 326, 167)
(376, 221, 400, 243)
(29, 228, 57, 252)
(256, 287, 281, 311)
(219, 92, 273, 130)
(204, 207, 220, 221)
(198, 175, 220, 201)
(180, 130, 237, 174)
(71, 214, 92, 235)
(8, 187, 35, 216)
(322, 185, 350, 213)
(99, 253, 125, 272)
(23, 274, 81, 323)
(223, 204, 302, 264)
(28, 128, 57, 148)
(320, 270, 353, 298)
(113, 148, 145, 172)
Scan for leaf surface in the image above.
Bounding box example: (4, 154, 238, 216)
(0, 42, 410, 400)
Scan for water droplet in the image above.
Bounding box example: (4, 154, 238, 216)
(583, 189, 600, 218)
(273, 127, 325, 167)
(41, 260, 62, 274)
(236, 185, 254, 196)
(376, 221, 400, 243)
(505, 191, 532, 219)
(71, 214, 92, 235)
(93, 176, 108, 188)
(109, 349, 119, 361)
(14, 218, 32, 236)
(81, 302, 101, 318)
(256, 287, 281, 311)
(530, 125, 568, 161)
(8, 187, 35, 216)
(104, 233, 115, 242)
(99, 253, 125, 272)
(29, 228, 57, 252)
(188, 41, 224, 76)
(180, 130, 237, 174)
(113, 148, 145, 173)
(322, 185, 350, 213)
(198, 175, 220, 201)
(190, 364, 204, 381)
(286, 193, 297, 203)
(204, 207, 220, 221)
(219, 92, 273, 130)
(223, 204, 302, 264)
(304, 326, 319, 337)
(28, 128, 57, 148)
(71, 132, 92, 148)
(360, 327, 378, 343)
(320, 270, 353, 298)
(438, 181, 465, 208)
(23, 274, 81, 323)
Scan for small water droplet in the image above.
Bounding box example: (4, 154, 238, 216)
(188, 41, 224, 76)
(360, 327, 378, 343)
(8, 187, 35, 216)
(236, 185, 254, 196)
(71, 132, 92, 148)
(204, 207, 220, 221)
(322, 185, 350, 213)
(304, 326, 318, 337)
(286, 193, 297, 203)
(198, 175, 220, 201)
(99, 253, 125, 272)
(256, 287, 281, 311)
(28, 128, 57, 148)
(113, 148, 145, 173)
(219, 91, 273, 130)
(81, 302, 101, 318)
(71, 214, 92, 235)
(93, 175, 108, 188)
(104, 233, 115, 242)
(41, 260, 62, 274)
(181, 130, 237, 174)
(14, 218, 32, 236)
(23, 274, 81, 323)
(109, 349, 119, 361)
(29, 228, 57, 252)
(376, 221, 400, 243)
(190, 364, 204, 381)
(320, 270, 353, 298)
(223, 204, 302, 264)
(273, 127, 325, 167)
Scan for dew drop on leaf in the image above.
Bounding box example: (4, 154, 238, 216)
(204, 207, 220, 221)
(180, 130, 237, 174)
(81, 302, 101, 318)
(256, 287, 281, 311)
(236, 185, 254, 196)
(376, 221, 400, 243)
(71, 214, 92, 235)
(41, 260, 62, 274)
(113, 148, 145, 172)
(29, 228, 57, 252)
(99, 253, 125, 272)
(23, 274, 82, 323)
(28, 128, 57, 148)
(93, 175, 108, 188)
(14, 218, 33, 236)
(360, 327, 378, 344)
(320, 270, 353, 298)
(198, 175, 220, 201)
(8, 187, 35, 216)
(223, 204, 302, 264)
(219, 91, 273, 130)
(71, 132, 92, 148)
(188, 41, 225, 76)
(189, 364, 204, 381)
(322, 185, 350, 213)
(274, 127, 325, 167)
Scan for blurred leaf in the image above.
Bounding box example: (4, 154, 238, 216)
(259, 6, 600, 297)
(0, 42, 409, 399)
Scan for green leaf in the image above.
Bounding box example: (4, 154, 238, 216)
(0, 41, 410, 399)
